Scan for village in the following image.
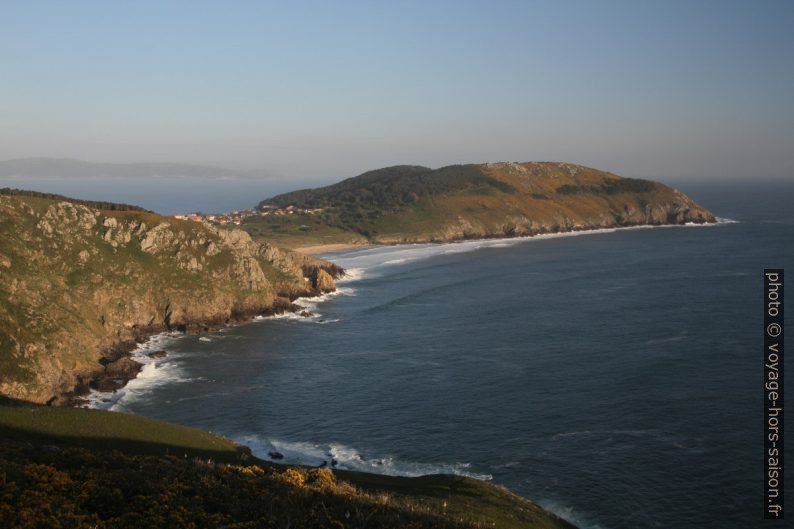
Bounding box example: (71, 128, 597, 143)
(173, 204, 324, 225)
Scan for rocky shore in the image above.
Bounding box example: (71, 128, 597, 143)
(59, 293, 336, 407)
(0, 193, 343, 405)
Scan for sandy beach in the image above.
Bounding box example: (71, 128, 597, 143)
(293, 242, 368, 254)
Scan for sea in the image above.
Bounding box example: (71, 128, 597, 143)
(71, 179, 792, 529)
(0, 176, 308, 214)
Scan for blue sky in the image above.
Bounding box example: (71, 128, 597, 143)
(1, 0, 792, 181)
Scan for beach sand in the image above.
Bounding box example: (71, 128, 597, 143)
(293, 243, 368, 255)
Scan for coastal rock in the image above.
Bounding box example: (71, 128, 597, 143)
(36, 202, 98, 241)
(313, 268, 336, 292)
(139, 222, 176, 253)
(104, 357, 143, 379)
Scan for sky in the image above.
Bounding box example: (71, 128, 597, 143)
(1, 0, 793, 183)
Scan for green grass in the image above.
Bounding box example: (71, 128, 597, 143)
(338, 470, 576, 529)
(0, 402, 576, 528)
(242, 213, 366, 248)
(0, 401, 245, 463)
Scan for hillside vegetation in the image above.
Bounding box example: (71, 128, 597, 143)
(0, 193, 341, 404)
(0, 402, 576, 529)
(251, 162, 715, 246)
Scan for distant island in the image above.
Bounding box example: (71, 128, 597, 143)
(240, 162, 715, 250)
(0, 157, 261, 179)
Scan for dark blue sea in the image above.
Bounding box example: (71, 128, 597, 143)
(90, 180, 793, 529)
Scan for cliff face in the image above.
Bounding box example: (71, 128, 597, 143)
(0, 194, 341, 404)
(257, 162, 716, 245)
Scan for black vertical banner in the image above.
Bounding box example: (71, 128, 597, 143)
(764, 269, 784, 519)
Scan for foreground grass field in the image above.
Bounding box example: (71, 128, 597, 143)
(0, 401, 576, 528)
(0, 400, 245, 462)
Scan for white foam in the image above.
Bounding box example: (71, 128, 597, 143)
(267, 284, 358, 322)
(323, 221, 734, 279)
(237, 435, 492, 480)
(84, 331, 188, 411)
(337, 267, 366, 282)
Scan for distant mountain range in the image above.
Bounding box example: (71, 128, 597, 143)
(0, 157, 258, 179)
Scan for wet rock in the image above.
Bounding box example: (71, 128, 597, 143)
(305, 266, 336, 292)
(268, 450, 284, 460)
(91, 378, 124, 392)
(147, 350, 168, 359)
(104, 357, 142, 379)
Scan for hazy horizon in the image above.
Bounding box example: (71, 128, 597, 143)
(2, 156, 793, 185)
(2, 1, 793, 184)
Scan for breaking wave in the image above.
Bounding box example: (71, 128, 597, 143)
(236, 435, 493, 480)
(84, 332, 188, 411)
(322, 220, 736, 279)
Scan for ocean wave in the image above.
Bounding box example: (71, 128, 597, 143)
(85, 332, 188, 411)
(338, 267, 366, 282)
(324, 221, 732, 279)
(237, 435, 492, 480)
(552, 429, 660, 440)
(87, 277, 357, 407)
(645, 332, 689, 345)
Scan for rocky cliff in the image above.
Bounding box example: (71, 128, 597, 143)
(0, 193, 342, 404)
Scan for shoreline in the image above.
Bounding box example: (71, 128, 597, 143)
(66, 217, 738, 529)
(290, 217, 732, 256)
(80, 217, 734, 408)
(76, 283, 356, 410)
(292, 242, 369, 254)
(63, 288, 343, 408)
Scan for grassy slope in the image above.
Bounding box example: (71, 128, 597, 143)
(0, 402, 242, 461)
(0, 403, 575, 529)
(251, 162, 715, 247)
(242, 211, 368, 249)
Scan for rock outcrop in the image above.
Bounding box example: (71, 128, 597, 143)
(0, 194, 343, 404)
